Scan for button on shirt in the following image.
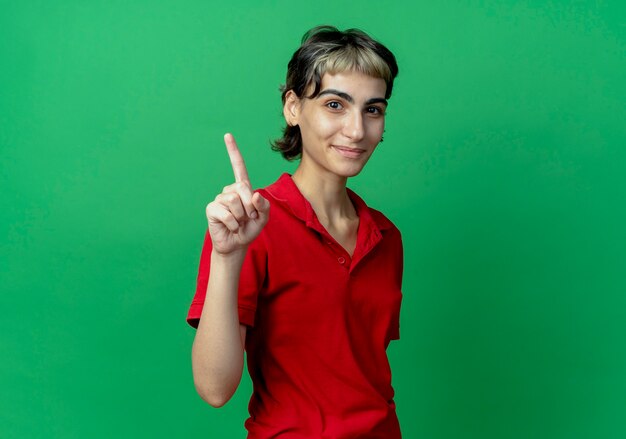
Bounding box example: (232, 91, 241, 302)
(187, 173, 404, 438)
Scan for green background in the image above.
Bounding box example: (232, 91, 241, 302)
(1, 1, 625, 437)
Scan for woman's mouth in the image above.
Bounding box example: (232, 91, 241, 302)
(332, 145, 366, 159)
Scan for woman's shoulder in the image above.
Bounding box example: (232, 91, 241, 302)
(368, 207, 398, 231)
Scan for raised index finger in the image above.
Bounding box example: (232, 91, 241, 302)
(224, 133, 250, 184)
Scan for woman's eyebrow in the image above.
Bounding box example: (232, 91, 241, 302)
(318, 89, 353, 102)
(317, 89, 387, 106)
(366, 97, 388, 106)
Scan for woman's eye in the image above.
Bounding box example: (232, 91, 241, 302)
(366, 106, 384, 115)
(326, 101, 343, 110)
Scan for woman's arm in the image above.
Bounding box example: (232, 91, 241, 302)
(192, 249, 248, 407)
(191, 134, 268, 407)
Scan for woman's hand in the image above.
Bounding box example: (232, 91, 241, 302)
(206, 133, 270, 255)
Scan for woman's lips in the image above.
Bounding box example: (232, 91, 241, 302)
(332, 145, 366, 159)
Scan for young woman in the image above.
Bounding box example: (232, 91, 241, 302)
(187, 26, 403, 438)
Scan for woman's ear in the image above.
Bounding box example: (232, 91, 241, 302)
(283, 90, 300, 127)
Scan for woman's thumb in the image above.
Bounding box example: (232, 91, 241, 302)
(252, 192, 270, 214)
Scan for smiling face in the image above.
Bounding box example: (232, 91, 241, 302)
(284, 70, 388, 180)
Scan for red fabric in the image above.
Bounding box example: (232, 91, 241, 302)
(187, 173, 403, 438)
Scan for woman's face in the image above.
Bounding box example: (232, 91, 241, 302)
(284, 70, 388, 179)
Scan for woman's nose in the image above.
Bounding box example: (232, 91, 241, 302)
(343, 111, 365, 141)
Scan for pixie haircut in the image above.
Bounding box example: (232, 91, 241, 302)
(271, 25, 399, 161)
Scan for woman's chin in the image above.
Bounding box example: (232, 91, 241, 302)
(334, 163, 367, 178)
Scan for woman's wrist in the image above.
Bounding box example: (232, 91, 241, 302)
(211, 247, 248, 266)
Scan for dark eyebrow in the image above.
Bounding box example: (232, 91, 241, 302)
(318, 89, 354, 103)
(317, 89, 388, 107)
(366, 97, 388, 107)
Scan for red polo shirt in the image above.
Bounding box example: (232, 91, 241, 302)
(187, 173, 403, 438)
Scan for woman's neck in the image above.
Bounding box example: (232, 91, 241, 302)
(291, 164, 357, 224)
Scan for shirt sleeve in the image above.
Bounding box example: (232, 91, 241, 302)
(186, 228, 268, 329)
(389, 228, 404, 341)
